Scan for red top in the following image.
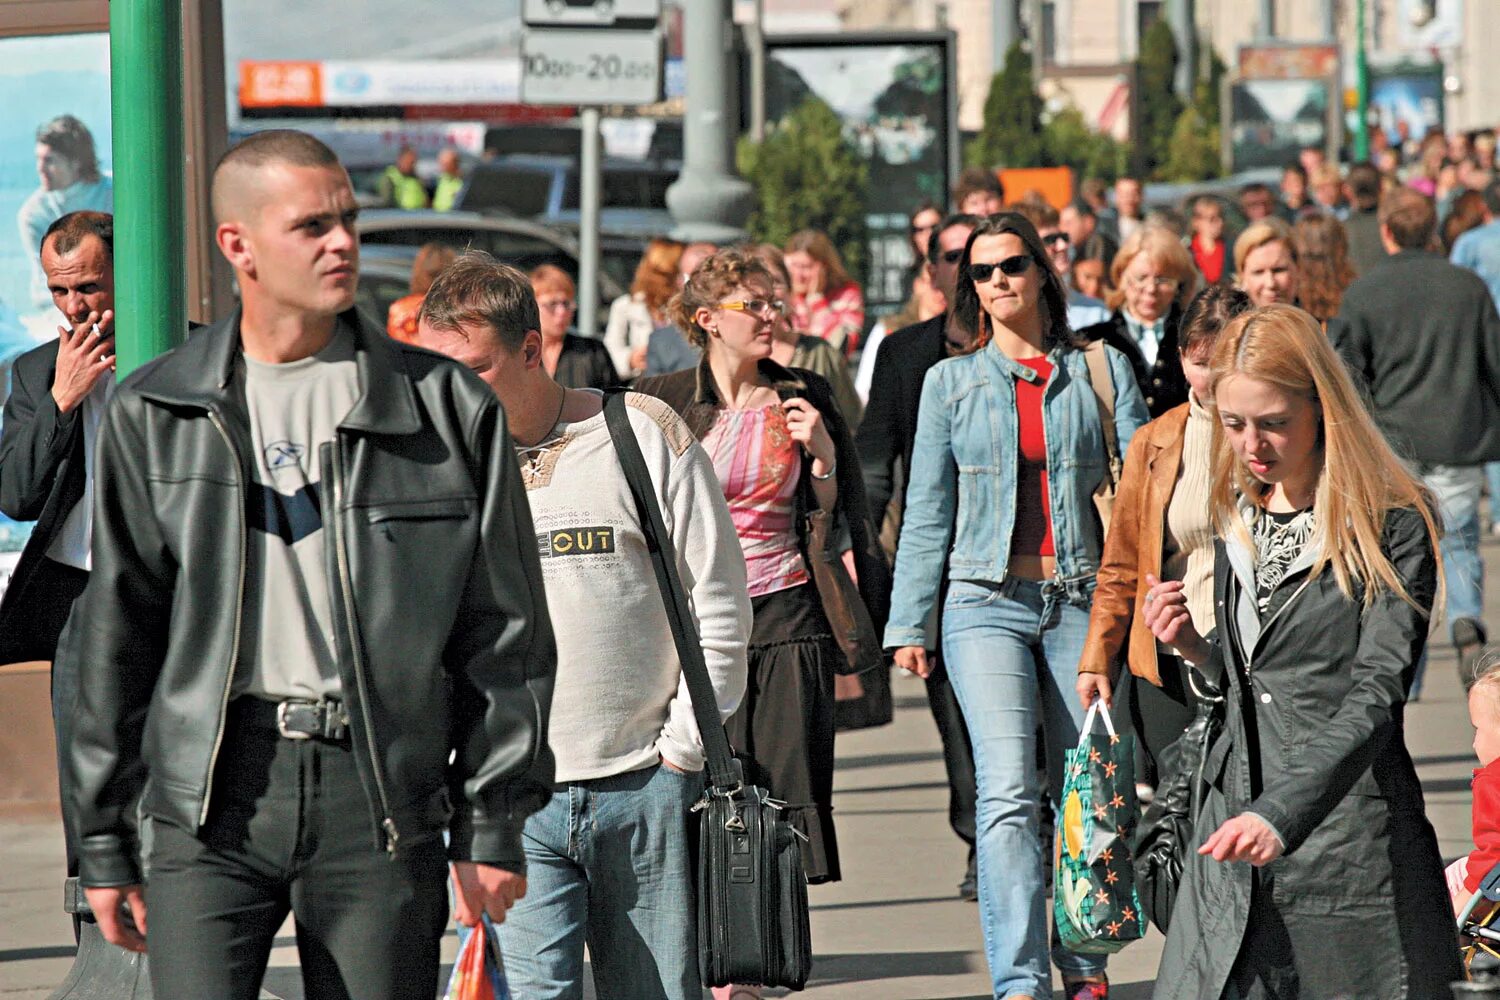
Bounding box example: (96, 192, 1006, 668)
(1192, 237, 1226, 285)
(1466, 757, 1500, 893)
(1013, 356, 1055, 558)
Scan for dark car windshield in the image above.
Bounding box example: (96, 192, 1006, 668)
(459, 167, 556, 216)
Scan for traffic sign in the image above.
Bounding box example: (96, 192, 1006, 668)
(522, 28, 663, 106)
(523, 0, 662, 27)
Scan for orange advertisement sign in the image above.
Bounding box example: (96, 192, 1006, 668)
(240, 61, 323, 108)
(998, 167, 1075, 210)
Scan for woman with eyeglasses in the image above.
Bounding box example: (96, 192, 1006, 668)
(635, 250, 888, 909)
(886, 213, 1149, 1000)
(1077, 226, 1200, 419)
(528, 264, 619, 391)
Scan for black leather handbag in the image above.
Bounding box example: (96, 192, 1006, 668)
(1133, 665, 1223, 933)
(604, 393, 813, 990)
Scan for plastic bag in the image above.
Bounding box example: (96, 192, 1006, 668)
(443, 914, 510, 1000)
(1054, 701, 1146, 954)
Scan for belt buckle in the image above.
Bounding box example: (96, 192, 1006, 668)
(276, 700, 315, 740)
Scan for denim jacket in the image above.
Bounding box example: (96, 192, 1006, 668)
(883, 340, 1149, 649)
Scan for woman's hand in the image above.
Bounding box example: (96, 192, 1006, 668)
(1199, 813, 1284, 867)
(894, 646, 932, 679)
(1142, 574, 1211, 666)
(782, 397, 837, 470)
(1077, 671, 1115, 710)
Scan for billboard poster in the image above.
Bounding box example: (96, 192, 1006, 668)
(1370, 63, 1445, 148)
(763, 34, 955, 316)
(0, 31, 112, 592)
(1226, 77, 1333, 172)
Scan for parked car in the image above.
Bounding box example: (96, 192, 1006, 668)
(454, 154, 677, 237)
(355, 210, 639, 329)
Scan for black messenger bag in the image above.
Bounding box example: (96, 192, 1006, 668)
(603, 392, 812, 990)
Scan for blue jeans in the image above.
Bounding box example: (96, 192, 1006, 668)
(1424, 464, 1485, 628)
(942, 576, 1106, 998)
(1486, 462, 1500, 527)
(493, 763, 703, 1000)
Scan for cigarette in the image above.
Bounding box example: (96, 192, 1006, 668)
(92, 324, 102, 337)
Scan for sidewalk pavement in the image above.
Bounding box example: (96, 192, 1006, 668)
(0, 578, 1484, 999)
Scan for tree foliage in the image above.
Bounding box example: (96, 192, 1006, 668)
(736, 97, 869, 282)
(1042, 106, 1130, 183)
(1162, 104, 1221, 181)
(965, 42, 1045, 170)
(1135, 18, 1185, 178)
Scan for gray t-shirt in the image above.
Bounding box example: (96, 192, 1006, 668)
(232, 324, 361, 701)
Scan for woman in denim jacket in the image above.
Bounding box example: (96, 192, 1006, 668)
(887, 214, 1148, 1000)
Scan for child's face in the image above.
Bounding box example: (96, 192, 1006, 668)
(1470, 683, 1500, 767)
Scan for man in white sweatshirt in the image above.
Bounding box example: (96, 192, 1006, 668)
(417, 251, 750, 1000)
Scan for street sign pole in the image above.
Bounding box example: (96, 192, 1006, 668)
(1354, 0, 1370, 161)
(578, 106, 601, 338)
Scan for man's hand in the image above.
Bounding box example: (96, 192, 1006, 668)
(894, 645, 932, 679)
(451, 862, 527, 928)
(1199, 813, 1284, 867)
(85, 884, 147, 952)
(52, 309, 115, 414)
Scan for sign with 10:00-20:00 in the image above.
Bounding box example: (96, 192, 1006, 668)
(522, 28, 663, 106)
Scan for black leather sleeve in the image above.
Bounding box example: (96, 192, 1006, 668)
(63, 388, 176, 887)
(855, 337, 901, 529)
(0, 346, 77, 520)
(443, 394, 558, 872)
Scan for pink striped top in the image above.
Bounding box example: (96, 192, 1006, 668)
(702, 404, 808, 598)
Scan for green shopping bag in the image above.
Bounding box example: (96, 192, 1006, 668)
(1054, 701, 1146, 954)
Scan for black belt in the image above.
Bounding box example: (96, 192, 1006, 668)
(234, 697, 350, 742)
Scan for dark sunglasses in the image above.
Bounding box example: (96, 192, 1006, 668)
(942, 248, 966, 264)
(968, 256, 1033, 282)
(1042, 232, 1071, 247)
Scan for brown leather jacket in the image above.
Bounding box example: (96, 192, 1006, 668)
(634, 355, 890, 664)
(1078, 403, 1191, 686)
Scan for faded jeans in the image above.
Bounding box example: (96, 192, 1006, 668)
(1413, 464, 1485, 696)
(493, 762, 703, 1000)
(942, 576, 1107, 998)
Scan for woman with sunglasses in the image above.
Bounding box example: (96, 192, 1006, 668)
(1077, 226, 1199, 418)
(886, 214, 1149, 1000)
(636, 250, 888, 910)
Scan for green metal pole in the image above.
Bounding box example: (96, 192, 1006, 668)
(110, 0, 187, 376)
(1354, 0, 1370, 161)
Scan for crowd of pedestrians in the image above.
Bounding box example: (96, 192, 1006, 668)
(8, 119, 1500, 1000)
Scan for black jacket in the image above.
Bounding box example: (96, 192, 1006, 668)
(1077, 305, 1187, 419)
(1329, 248, 1500, 466)
(0, 339, 86, 663)
(1154, 506, 1461, 999)
(60, 310, 557, 888)
(854, 314, 946, 531)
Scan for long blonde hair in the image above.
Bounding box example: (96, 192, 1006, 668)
(1208, 304, 1442, 611)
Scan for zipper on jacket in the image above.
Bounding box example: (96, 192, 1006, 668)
(200, 410, 248, 825)
(329, 434, 400, 856)
(1245, 575, 1315, 672)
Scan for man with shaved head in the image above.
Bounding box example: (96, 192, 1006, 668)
(59, 129, 557, 999)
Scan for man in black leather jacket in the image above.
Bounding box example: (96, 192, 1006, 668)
(59, 130, 556, 1000)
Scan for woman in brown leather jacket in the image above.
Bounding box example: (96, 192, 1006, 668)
(1075, 286, 1250, 783)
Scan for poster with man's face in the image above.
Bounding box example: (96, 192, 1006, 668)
(0, 32, 112, 578)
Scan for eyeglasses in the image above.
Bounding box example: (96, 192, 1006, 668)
(1125, 274, 1179, 292)
(538, 299, 575, 312)
(942, 248, 966, 265)
(718, 298, 785, 317)
(1041, 232, 1071, 247)
(968, 256, 1033, 283)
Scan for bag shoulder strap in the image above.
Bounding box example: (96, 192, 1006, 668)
(1082, 340, 1120, 468)
(602, 391, 740, 792)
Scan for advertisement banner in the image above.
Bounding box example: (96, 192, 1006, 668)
(1237, 44, 1339, 81)
(0, 31, 113, 591)
(1370, 63, 1445, 147)
(1226, 77, 1334, 172)
(763, 34, 955, 316)
(240, 59, 522, 110)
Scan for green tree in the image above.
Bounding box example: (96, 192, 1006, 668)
(736, 97, 869, 282)
(1135, 18, 1184, 178)
(1042, 106, 1130, 183)
(965, 42, 1045, 170)
(1161, 104, 1221, 181)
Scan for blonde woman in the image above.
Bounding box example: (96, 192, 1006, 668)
(1144, 304, 1462, 999)
(784, 229, 865, 357)
(1233, 218, 1302, 309)
(1077, 225, 1199, 418)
